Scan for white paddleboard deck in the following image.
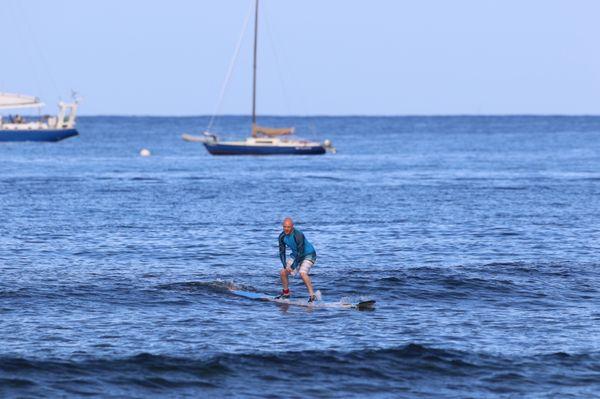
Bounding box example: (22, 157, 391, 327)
(229, 289, 376, 310)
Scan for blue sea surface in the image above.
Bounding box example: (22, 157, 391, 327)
(1, 116, 599, 398)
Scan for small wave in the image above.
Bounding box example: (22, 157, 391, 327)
(377, 276, 404, 283)
(0, 288, 31, 299)
(0, 377, 35, 388)
(156, 280, 256, 295)
(484, 261, 526, 268)
(129, 177, 163, 182)
(438, 275, 516, 293)
(483, 261, 578, 278)
(182, 176, 219, 181)
(372, 268, 520, 300)
(304, 175, 347, 182)
(493, 186, 527, 191)
(0, 345, 465, 377)
(2, 345, 599, 397)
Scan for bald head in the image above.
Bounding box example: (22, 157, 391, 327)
(282, 218, 294, 235)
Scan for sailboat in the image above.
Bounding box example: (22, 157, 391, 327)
(0, 92, 79, 142)
(190, 0, 333, 155)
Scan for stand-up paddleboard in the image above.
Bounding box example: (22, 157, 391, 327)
(229, 289, 376, 310)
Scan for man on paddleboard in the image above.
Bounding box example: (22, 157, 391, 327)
(277, 217, 318, 303)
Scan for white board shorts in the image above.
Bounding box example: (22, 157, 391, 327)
(286, 258, 316, 276)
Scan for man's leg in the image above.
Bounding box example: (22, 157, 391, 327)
(298, 259, 315, 297)
(278, 259, 294, 297)
(299, 272, 314, 297)
(280, 268, 290, 291)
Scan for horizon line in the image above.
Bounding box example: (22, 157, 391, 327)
(74, 113, 600, 118)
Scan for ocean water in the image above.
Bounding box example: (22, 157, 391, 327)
(1, 115, 599, 398)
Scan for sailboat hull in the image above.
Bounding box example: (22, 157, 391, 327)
(194, 1, 333, 157)
(0, 128, 78, 142)
(203, 142, 326, 155)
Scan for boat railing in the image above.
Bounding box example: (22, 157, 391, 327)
(56, 101, 78, 129)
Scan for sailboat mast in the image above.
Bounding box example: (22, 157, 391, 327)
(252, 0, 259, 125)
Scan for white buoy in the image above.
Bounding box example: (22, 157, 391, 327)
(140, 148, 151, 157)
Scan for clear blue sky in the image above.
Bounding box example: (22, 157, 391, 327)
(2, 0, 599, 115)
